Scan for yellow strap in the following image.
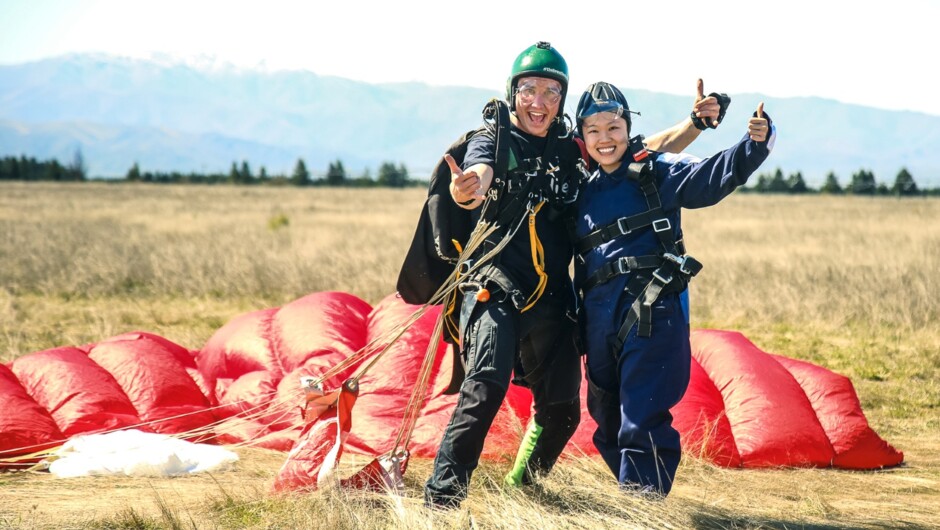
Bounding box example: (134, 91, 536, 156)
(444, 288, 460, 344)
(521, 201, 548, 313)
(444, 240, 464, 344)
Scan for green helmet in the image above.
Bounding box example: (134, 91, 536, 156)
(506, 41, 569, 112)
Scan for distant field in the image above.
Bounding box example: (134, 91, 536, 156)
(1, 182, 938, 529)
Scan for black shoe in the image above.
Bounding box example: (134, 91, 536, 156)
(423, 490, 462, 511)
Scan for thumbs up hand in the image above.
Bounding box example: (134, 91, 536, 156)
(447, 155, 494, 208)
(691, 78, 721, 128)
(748, 102, 769, 142)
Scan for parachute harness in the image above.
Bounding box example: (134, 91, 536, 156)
(578, 140, 703, 353)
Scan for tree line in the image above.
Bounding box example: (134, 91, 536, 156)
(0, 153, 87, 181)
(126, 158, 418, 187)
(0, 153, 418, 188)
(2, 153, 939, 196)
(744, 167, 935, 196)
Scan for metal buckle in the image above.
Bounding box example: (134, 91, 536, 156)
(652, 269, 673, 285)
(663, 253, 695, 276)
(616, 217, 631, 235)
(458, 281, 482, 295)
(616, 257, 629, 275)
(457, 259, 474, 275)
(576, 159, 592, 179)
(652, 218, 672, 233)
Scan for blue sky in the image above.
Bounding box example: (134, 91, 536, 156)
(2, 0, 939, 117)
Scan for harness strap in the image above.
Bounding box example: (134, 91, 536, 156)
(613, 262, 680, 347)
(636, 172, 684, 257)
(521, 201, 547, 313)
(442, 238, 465, 343)
(576, 211, 671, 254)
(580, 254, 662, 291)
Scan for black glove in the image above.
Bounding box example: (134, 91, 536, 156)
(691, 92, 731, 130)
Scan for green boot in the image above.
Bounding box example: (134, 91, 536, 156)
(504, 419, 543, 487)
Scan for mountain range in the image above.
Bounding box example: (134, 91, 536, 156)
(2, 54, 939, 186)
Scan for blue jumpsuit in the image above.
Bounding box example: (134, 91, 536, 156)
(577, 125, 775, 495)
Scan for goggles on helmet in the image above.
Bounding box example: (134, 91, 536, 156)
(575, 81, 638, 136)
(576, 99, 625, 123)
(516, 82, 563, 106)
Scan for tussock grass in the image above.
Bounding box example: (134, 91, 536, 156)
(1, 182, 938, 528)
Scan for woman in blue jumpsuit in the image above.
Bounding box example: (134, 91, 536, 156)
(574, 82, 775, 495)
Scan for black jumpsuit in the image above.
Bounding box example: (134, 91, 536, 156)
(424, 125, 582, 507)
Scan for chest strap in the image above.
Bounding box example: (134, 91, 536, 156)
(577, 212, 672, 255)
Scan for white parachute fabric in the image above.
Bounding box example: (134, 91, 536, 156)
(47, 430, 239, 478)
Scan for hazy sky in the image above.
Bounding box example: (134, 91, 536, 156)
(2, 0, 938, 117)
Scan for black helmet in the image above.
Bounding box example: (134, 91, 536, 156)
(576, 81, 632, 136)
(506, 41, 569, 112)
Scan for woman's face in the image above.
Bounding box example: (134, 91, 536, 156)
(582, 111, 629, 173)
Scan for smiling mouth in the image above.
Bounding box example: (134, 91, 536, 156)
(597, 146, 616, 155)
(529, 112, 546, 125)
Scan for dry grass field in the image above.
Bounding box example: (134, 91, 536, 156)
(1, 182, 938, 529)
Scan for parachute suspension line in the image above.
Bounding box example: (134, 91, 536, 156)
(391, 311, 444, 454)
(521, 200, 548, 313)
(0, 447, 61, 468)
(0, 384, 304, 467)
(299, 207, 496, 388)
(341, 196, 522, 386)
(142, 386, 305, 449)
(0, 386, 307, 468)
(346, 228, 485, 383)
(384, 201, 534, 455)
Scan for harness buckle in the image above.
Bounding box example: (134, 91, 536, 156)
(576, 159, 592, 179)
(520, 157, 542, 178)
(457, 259, 474, 276)
(616, 257, 630, 275)
(652, 269, 673, 285)
(616, 217, 632, 236)
(458, 281, 485, 297)
(652, 218, 672, 233)
(663, 253, 698, 276)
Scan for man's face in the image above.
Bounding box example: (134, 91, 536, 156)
(582, 111, 630, 173)
(513, 76, 562, 137)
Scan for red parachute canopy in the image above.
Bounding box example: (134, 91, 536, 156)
(1, 333, 216, 465)
(1, 292, 902, 482)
